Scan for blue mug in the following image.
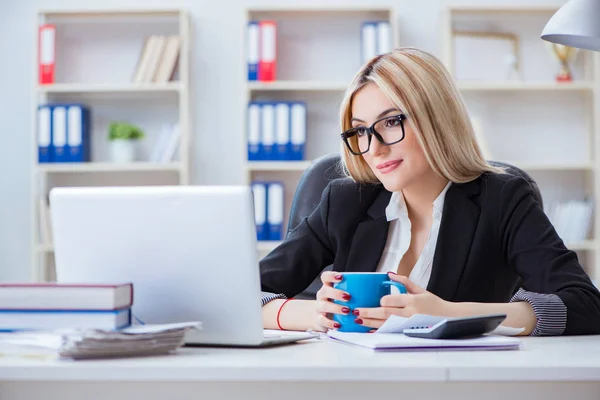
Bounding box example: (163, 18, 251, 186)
(333, 272, 407, 333)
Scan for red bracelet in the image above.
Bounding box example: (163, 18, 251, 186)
(276, 298, 293, 330)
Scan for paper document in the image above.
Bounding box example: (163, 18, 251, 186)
(328, 330, 521, 351)
(0, 321, 201, 360)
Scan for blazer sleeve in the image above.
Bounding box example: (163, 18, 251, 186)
(500, 175, 600, 335)
(259, 182, 336, 298)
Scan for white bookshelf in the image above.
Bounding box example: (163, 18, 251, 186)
(442, 5, 599, 279)
(37, 82, 183, 94)
(244, 6, 398, 257)
(32, 8, 192, 282)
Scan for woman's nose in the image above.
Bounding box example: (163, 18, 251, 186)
(368, 134, 386, 157)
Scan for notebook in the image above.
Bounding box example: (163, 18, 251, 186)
(327, 330, 522, 351)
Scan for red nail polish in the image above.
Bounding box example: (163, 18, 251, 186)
(335, 274, 343, 280)
(342, 293, 351, 300)
(389, 271, 397, 275)
(334, 322, 341, 329)
(342, 307, 350, 314)
(352, 309, 360, 316)
(355, 318, 363, 325)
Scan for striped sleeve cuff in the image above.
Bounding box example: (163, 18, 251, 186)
(261, 291, 287, 307)
(510, 288, 567, 336)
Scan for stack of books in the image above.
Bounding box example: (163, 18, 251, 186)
(0, 283, 133, 332)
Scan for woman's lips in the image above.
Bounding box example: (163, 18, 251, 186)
(377, 160, 402, 174)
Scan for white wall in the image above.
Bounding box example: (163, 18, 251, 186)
(0, 0, 567, 281)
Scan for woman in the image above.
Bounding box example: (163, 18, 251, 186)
(259, 47, 600, 336)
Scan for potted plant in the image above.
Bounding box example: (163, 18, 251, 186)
(108, 122, 145, 163)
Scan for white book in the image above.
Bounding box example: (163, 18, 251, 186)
(143, 35, 167, 83)
(133, 36, 153, 83)
(0, 283, 133, 310)
(149, 123, 172, 162)
(160, 123, 181, 163)
(154, 35, 181, 83)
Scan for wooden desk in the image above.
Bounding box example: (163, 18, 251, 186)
(1, 336, 599, 400)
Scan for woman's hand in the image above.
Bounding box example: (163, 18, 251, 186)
(313, 271, 352, 331)
(354, 273, 451, 329)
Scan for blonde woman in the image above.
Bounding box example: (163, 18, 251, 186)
(259, 47, 600, 336)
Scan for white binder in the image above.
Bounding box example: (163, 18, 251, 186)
(361, 22, 377, 64)
(377, 22, 391, 55)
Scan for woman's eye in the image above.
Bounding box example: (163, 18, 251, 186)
(385, 117, 402, 127)
(356, 127, 369, 136)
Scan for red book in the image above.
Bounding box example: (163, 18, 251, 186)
(38, 24, 56, 84)
(0, 282, 133, 310)
(258, 20, 277, 81)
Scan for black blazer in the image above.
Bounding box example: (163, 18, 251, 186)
(259, 172, 600, 335)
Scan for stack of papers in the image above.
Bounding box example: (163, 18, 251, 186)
(0, 322, 201, 360)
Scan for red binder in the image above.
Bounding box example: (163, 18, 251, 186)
(258, 20, 276, 81)
(38, 24, 56, 84)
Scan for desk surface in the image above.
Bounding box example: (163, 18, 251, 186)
(1, 335, 600, 383)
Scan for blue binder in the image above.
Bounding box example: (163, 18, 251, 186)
(289, 102, 306, 160)
(66, 104, 90, 162)
(247, 102, 261, 161)
(251, 181, 269, 241)
(37, 105, 53, 163)
(51, 105, 68, 163)
(267, 181, 285, 240)
(275, 102, 290, 160)
(247, 21, 259, 81)
(261, 102, 275, 160)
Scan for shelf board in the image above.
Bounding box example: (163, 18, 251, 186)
(458, 82, 594, 92)
(567, 241, 597, 251)
(37, 82, 183, 94)
(247, 81, 348, 92)
(508, 162, 595, 171)
(247, 5, 394, 13)
(37, 162, 182, 173)
(449, 5, 560, 14)
(39, 9, 184, 18)
(257, 241, 282, 252)
(246, 161, 312, 171)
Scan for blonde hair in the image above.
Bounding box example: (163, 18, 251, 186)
(339, 47, 505, 184)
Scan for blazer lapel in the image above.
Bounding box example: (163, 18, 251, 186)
(344, 188, 392, 273)
(427, 178, 481, 301)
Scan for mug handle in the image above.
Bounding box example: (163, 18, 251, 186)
(382, 280, 407, 294)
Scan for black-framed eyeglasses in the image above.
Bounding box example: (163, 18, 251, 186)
(340, 114, 407, 156)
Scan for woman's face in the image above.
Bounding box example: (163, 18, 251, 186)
(349, 83, 432, 193)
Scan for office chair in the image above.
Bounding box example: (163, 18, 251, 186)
(286, 153, 543, 300)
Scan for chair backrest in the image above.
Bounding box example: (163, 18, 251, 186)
(286, 153, 542, 299)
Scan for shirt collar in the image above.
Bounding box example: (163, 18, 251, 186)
(385, 181, 452, 222)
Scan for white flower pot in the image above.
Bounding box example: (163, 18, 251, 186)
(110, 140, 138, 163)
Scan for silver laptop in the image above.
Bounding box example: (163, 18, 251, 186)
(49, 185, 317, 347)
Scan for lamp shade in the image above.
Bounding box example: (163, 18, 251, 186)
(541, 0, 600, 51)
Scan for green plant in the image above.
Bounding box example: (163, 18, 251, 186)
(108, 122, 145, 141)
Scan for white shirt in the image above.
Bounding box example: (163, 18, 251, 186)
(375, 181, 453, 289)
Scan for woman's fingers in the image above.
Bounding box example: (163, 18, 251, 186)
(321, 270, 344, 285)
(316, 285, 351, 302)
(355, 317, 384, 329)
(316, 300, 351, 316)
(316, 313, 340, 330)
